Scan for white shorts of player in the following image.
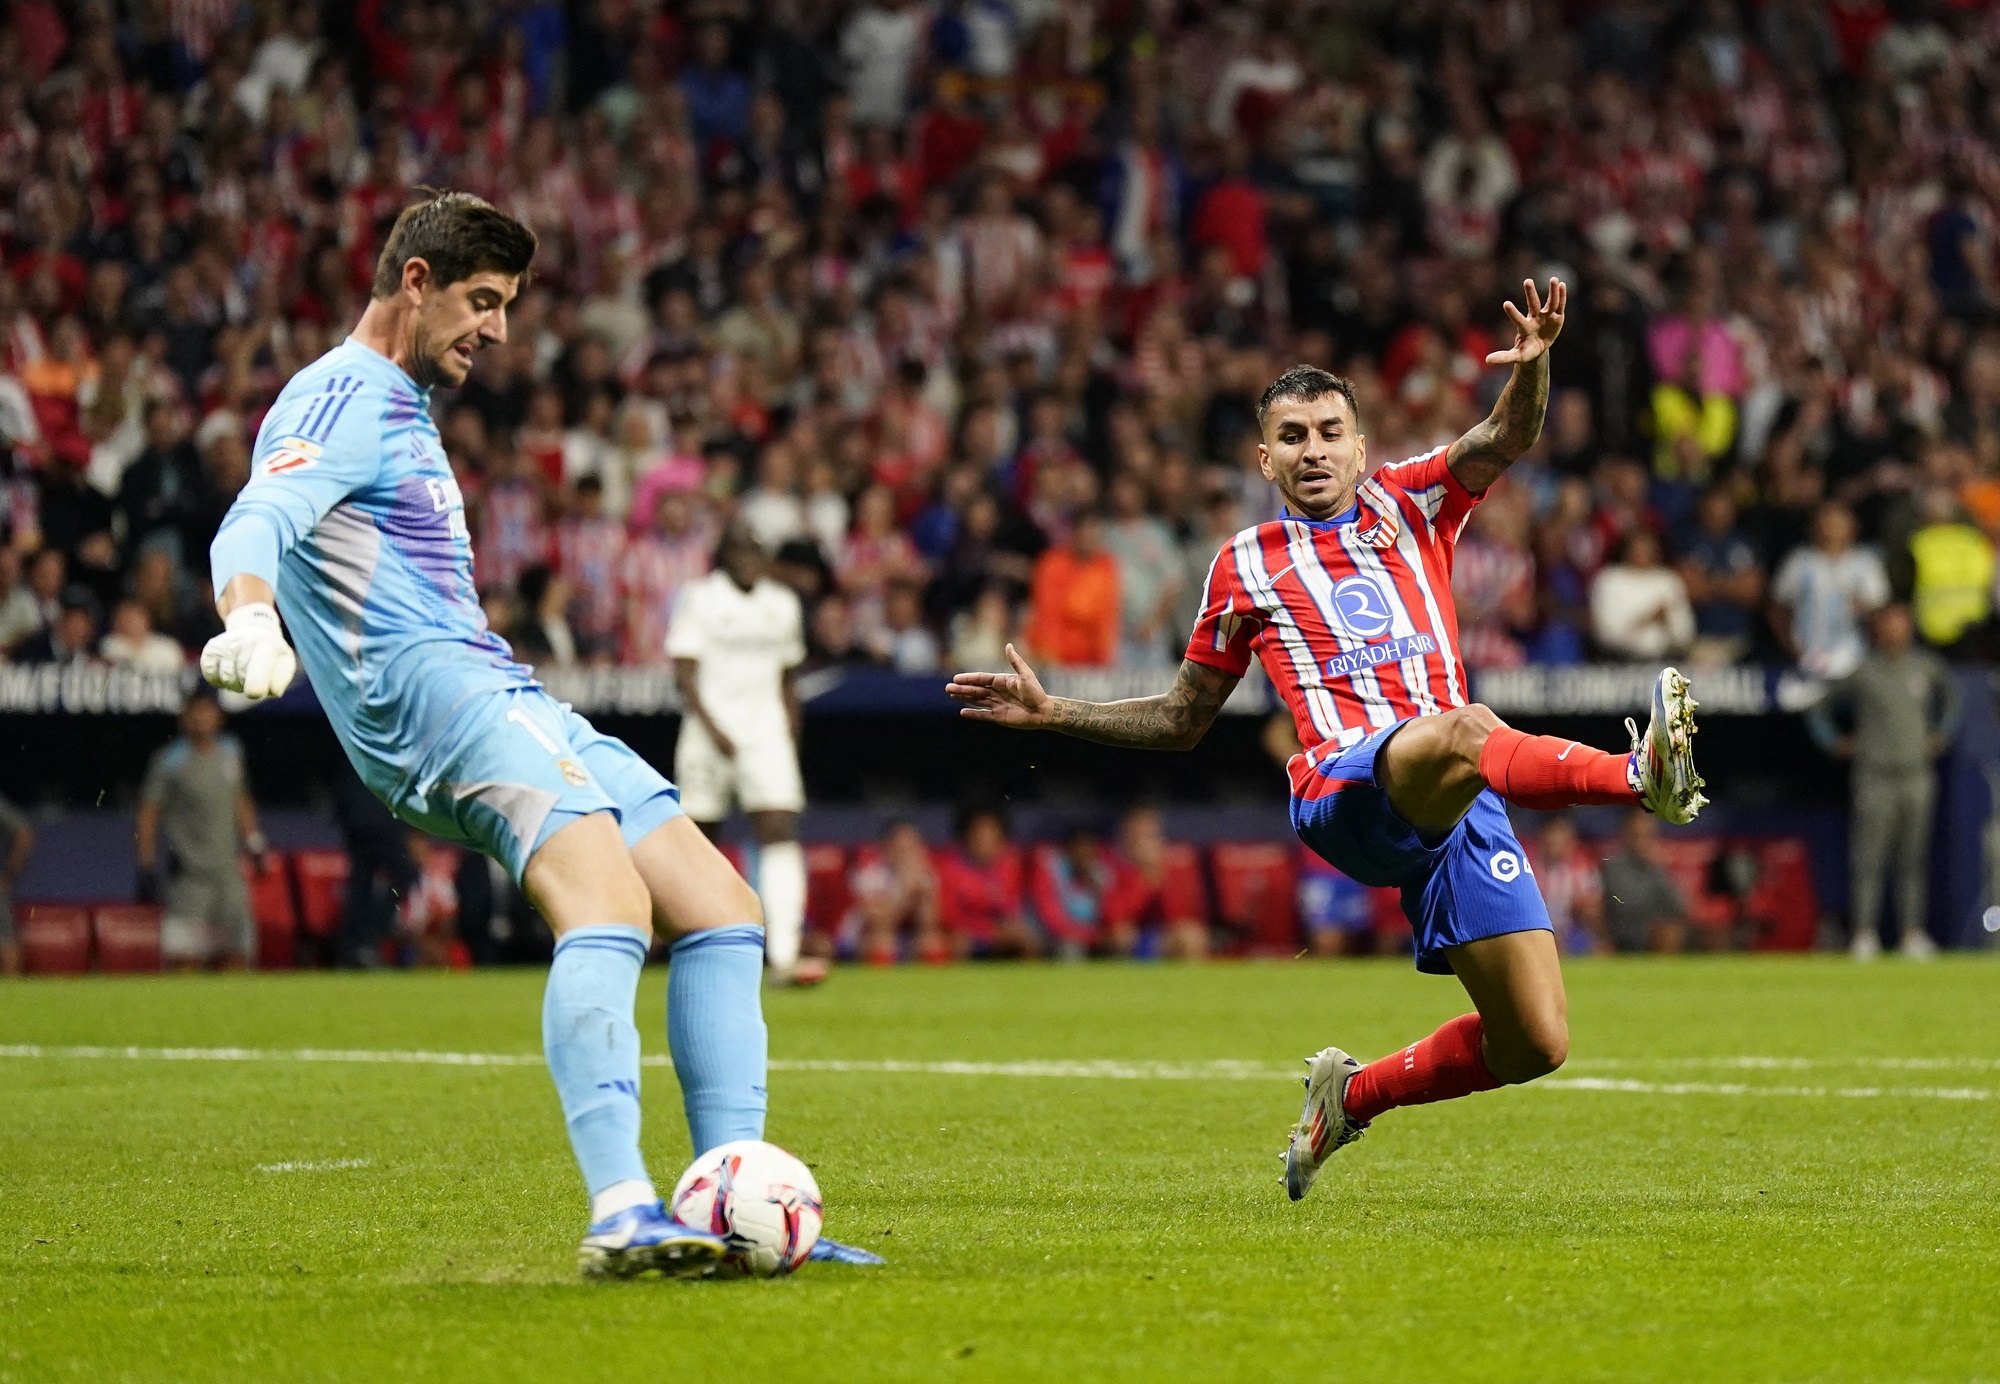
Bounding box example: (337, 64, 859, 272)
(674, 721, 805, 822)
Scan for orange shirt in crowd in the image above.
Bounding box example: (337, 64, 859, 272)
(1026, 544, 1118, 667)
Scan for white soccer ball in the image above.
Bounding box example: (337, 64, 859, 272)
(670, 1139, 823, 1277)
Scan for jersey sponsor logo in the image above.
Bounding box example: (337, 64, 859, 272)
(424, 474, 470, 542)
(1323, 633, 1435, 680)
(1489, 849, 1532, 883)
(1329, 574, 1395, 639)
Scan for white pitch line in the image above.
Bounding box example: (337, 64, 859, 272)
(256, 1158, 372, 1173)
(2, 1045, 1997, 1101)
(1544, 1077, 1994, 1101)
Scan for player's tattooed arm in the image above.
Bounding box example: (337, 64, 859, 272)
(1447, 277, 1566, 495)
(946, 648, 1238, 750)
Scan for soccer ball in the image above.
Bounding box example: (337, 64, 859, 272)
(669, 1139, 823, 1277)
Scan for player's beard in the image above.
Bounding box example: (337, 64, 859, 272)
(405, 324, 463, 389)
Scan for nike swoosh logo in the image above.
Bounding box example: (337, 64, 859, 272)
(1557, 742, 1578, 760)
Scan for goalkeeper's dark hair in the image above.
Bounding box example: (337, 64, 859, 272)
(370, 190, 538, 299)
(1257, 365, 1361, 430)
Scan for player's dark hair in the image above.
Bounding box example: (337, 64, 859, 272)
(370, 191, 538, 299)
(1257, 365, 1361, 431)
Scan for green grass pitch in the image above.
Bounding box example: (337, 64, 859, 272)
(3, 958, 1998, 1383)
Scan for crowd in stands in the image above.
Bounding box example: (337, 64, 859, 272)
(2, 2, 2000, 688)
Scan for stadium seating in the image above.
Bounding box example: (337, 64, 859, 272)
(243, 855, 298, 970)
(1210, 842, 1299, 956)
(18, 904, 90, 974)
(1157, 843, 1210, 924)
(803, 843, 852, 938)
(91, 904, 161, 973)
(291, 849, 349, 940)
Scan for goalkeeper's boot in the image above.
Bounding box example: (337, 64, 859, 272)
(578, 1201, 727, 1279)
(808, 1237, 887, 1265)
(1283, 1046, 1368, 1202)
(1628, 667, 1709, 825)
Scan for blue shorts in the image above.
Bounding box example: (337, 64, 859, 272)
(1290, 717, 1551, 975)
(376, 686, 684, 884)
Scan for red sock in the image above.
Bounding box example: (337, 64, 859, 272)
(1343, 1013, 1502, 1124)
(1477, 725, 1637, 810)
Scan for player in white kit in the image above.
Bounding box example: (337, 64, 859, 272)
(668, 527, 822, 984)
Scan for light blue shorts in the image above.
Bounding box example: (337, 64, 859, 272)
(379, 686, 683, 883)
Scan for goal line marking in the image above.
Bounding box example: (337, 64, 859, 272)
(0, 1044, 1994, 1100)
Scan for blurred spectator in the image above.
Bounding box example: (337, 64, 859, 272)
(1590, 530, 1695, 661)
(847, 819, 943, 966)
(1102, 806, 1207, 960)
(1649, 350, 1737, 486)
(1771, 501, 1889, 678)
(1599, 812, 1689, 955)
(0, 792, 32, 976)
(136, 688, 265, 972)
(14, 586, 99, 664)
(100, 598, 184, 672)
(397, 832, 463, 969)
(949, 585, 1013, 673)
(0, 549, 38, 653)
(936, 805, 1040, 959)
(1808, 604, 1958, 963)
(511, 565, 577, 670)
(332, 755, 411, 971)
(1025, 509, 1117, 668)
(1906, 489, 1994, 656)
(1528, 815, 1607, 956)
(876, 579, 940, 673)
(1103, 472, 1182, 669)
(620, 488, 715, 666)
(553, 476, 625, 662)
(1029, 825, 1115, 960)
(1455, 486, 1538, 669)
(1676, 487, 1764, 667)
(840, 484, 928, 650)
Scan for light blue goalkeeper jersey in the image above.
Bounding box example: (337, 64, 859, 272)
(209, 338, 535, 800)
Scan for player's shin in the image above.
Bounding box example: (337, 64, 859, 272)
(666, 925, 770, 1155)
(541, 926, 657, 1218)
(1342, 1013, 1502, 1124)
(756, 842, 807, 977)
(1477, 725, 1637, 810)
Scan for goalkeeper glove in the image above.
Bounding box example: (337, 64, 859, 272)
(200, 603, 298, 700)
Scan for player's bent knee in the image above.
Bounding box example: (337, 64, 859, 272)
(1450, 703, 1507, 764)
(1495, 1023, 1568, 1083)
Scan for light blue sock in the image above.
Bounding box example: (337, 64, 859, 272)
(667, 924, 769, 1156)
(542, 925, 653, 1200)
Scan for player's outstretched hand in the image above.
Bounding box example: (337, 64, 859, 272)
(946, 643, 1052, 729)
(1485, 276, 1566, 366)
(200, 602, 298, 700)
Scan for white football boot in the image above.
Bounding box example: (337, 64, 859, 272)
(1627, 667, 1709, 825)
(1282, 1046, 1368, 1202)
(1898, 928, 1938, 961)
(1851, 927, 1881, 963)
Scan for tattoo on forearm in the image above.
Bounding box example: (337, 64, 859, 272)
(1449, 352, 1549, 493)
(1043, 661, 1237, 750)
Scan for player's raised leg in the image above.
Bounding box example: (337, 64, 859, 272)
(1378, 668, 1708, 828)
(523, 813, 727, 1278)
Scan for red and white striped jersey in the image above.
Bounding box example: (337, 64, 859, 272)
(1184, 447, 1481, 765)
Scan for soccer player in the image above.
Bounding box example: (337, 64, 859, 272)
(667, 526, 823, 985)
(946, 278, 1707, 1200)
(201, 192, 877, 1274)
